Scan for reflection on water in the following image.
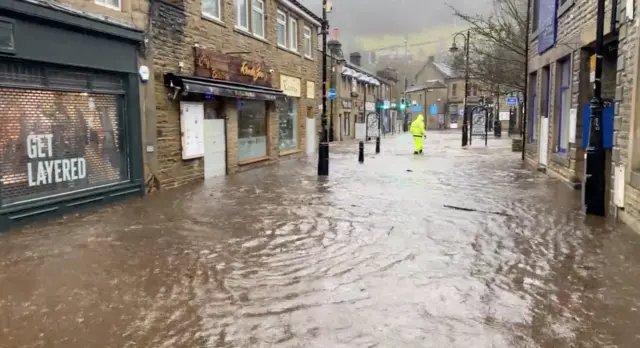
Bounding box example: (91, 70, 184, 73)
(2, 133, 640, 348)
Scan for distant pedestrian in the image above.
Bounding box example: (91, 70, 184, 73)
(410, 114, 426, 154)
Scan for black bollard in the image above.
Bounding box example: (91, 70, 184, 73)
(375, 136, 380, 154)
(358, 141, 364, 163)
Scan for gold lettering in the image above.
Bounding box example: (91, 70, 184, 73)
(240, 61, 266, 81)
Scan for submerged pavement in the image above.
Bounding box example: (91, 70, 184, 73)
(2, 132, 640, 347)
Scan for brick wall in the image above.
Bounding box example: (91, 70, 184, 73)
(150, 0, 320, 187)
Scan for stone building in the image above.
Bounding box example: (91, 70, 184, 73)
(327, 52, 395, 141)
(0, 0, 148, 231)
(524, 0, 640, 226)
(154, 0, 321, 188)
(405, 81, 448, 129)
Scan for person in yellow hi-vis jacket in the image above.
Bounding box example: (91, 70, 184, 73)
(410, 114, 426, 154)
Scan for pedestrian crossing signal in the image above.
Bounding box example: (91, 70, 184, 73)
(399, 98, 406, 111)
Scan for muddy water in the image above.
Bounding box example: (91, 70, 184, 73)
(2, 132, 640, 347)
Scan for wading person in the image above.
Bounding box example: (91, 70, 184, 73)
(410, 114, 426, 154)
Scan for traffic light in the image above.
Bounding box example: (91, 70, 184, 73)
(479, 97, 485, 106)
(399, 98, 406, 111)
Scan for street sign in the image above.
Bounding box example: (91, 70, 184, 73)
(411, 105, 423, 113)
(506, 96, 518, 106)
(328, 88, 336, 100)
(429, 104, 438, 115)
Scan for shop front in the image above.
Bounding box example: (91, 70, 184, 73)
(163, 48, 285, 175)
(0, 1, 144, 231)
(340, 100, 353, 138)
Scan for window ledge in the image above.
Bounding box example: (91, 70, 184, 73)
(304, 55, 314, 62)
(529, 29, 540, 42)
(279, 149, 302, 156)
(233, 27, 269, 44)
(238, 156, 270, 166)
(277, 45, 302, 58)
(557, 0, 574, 18)
(551, 153, 570, 167)
(95, 1, 122, 12)
(201, 14, 225, 27)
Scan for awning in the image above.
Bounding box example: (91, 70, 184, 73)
(341, 67, 355, 76)
(164, 73, 286, 101)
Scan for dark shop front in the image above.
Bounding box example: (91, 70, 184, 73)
(0, 0, 144, 231)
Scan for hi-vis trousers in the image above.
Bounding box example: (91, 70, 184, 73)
(413, 135, 423, 153)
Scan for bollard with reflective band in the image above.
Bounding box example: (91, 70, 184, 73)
(358, 141, 364, 163)
(375, 137, 380, 154)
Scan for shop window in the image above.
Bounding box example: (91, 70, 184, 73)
(237, 100, 267, 161)
(202, 0, 221, 20)
(95, 0, 121, 11)
(276, 10, 287, 47)
(303, 26, 312, 58)
(279, 98, 298, 150)
(289, 17, 298, 51)
(0, 18, 14, 54)
(0, 88, 129, 206)
(528, 73, 537, 143)
(556, 59, 571, 153)
(251, 0, 265, 38)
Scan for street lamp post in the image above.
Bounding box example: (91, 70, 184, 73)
(449, 30, 471, 147)
(328, 39, 345, 143)
(318, 0, 329, 176)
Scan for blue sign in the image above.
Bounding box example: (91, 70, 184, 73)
(411, 105, 423, 113)
(581, 102, 614, 149)
(327, 88, 336, 100)
(429, 104, 438, 115)
(538, 0, 557, 54)
(506, 96, 518, 106)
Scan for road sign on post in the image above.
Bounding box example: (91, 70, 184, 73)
(328, 88, 336, 100)
(506, 96, 518, 106)
(429, 104, 438, 115)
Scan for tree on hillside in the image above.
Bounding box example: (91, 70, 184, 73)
(448, 0, 527, 95)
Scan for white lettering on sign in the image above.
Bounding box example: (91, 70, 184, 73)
(26, 133, 87, 187)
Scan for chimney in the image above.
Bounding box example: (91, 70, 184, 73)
(349, 52, 362, 66)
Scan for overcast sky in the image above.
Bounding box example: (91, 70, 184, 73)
(298, 0, 491, 39)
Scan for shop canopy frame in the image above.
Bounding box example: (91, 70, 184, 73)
(164, 73, 286, 101)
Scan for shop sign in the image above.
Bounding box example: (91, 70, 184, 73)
(26, 134, 87, 186)
(194, 47, 272, 87)
(342, 100, 352, 109)
(280, 74, 301, 97)
(306, 81, 315, 99)
(365, 102, 375, 111)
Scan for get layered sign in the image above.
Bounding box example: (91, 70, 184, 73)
(26, 134, 87, 187)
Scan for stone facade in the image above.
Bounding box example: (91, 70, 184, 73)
(149, 0, 321, 188)
(526, 0, 640, 224)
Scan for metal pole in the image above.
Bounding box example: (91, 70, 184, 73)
(403, 39, 408, 131)
(521, 0, 531, 160)
(584, 0, 606, 216)
(462, 30, 470, 147)
(364, 83, 368, 140)
(317, 0, 329, 176)
(485, 108, 488, 147)
(330, 56, 334, 141)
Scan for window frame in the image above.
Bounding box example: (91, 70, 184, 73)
(251, 0, 265, 38)
(451, 83, 457, 97)
(529, 72, 538, 143)
(95, 0, 121, 11)
(288, 17, 298, 51)
(556, 59, 571, 153)
(276, 9, 287, 48)
(531, 0, 539, 33)
(303, 25, 312, 58)
(235, 0, 250, 31)
(202, 0, 222, 21)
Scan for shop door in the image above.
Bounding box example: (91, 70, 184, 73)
(203, 119, 226, 178)
(539, 117, 549, 166)
(306, 107, 316, 155)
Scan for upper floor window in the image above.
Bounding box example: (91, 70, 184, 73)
(236, 0, 264, 38)
(303, 25, 312, 58)
(251, 0, 265, 38)
(96, 0, 121, 11)
(276, 10, 287, 47)
(451, 83, 457, 97)
(202, 0, 221, 20)
(531, 0, 539, 32)
(289, 17, 298, 51)
(472, 83, 478, 96)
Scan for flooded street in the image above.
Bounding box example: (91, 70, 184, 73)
(3, 132, 640, 347)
